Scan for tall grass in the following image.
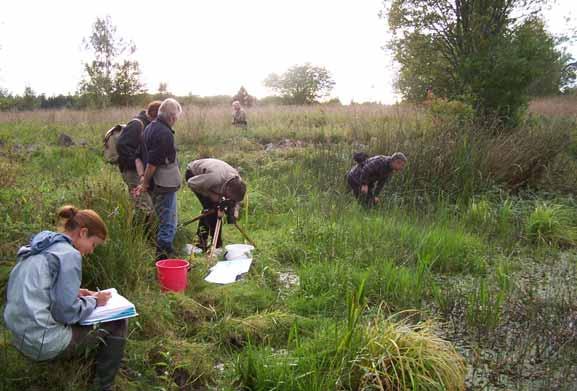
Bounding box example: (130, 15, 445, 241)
(79, 170, 155, 290)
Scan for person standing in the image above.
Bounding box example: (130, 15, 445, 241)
(3, 206, 128, 391)
(185, 158, 246, 251)
(135, 98, 183, 260)
(346, 152, 407, 208)
(231, 100, 247, 128)
(116, 101, 161, 221)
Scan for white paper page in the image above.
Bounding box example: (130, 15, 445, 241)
(83, 288, 135, 320)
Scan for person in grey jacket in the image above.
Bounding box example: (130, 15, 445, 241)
(3, 205, 127, 391)
(185, 158, 247, 250)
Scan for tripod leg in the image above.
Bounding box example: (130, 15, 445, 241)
(209, 217, 223, 258)
(234, 223, 256, 248)
(179, 209, 216, 228)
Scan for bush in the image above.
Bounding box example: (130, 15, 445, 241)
(429, 98, 475, 128)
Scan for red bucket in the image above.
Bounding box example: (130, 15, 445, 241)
(155, 259, 190, 292)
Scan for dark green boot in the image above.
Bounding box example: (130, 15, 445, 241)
(93, 336, 126, 391)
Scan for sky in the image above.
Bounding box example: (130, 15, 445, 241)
(0, 0, 575, 104)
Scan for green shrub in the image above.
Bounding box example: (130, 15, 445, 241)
(429, 98, 475, 127)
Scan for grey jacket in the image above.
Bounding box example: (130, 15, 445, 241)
(186, 158, 240, 198)
(3, 231, 96, 361)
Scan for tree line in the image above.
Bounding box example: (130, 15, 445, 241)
(0, 16, 337, 112)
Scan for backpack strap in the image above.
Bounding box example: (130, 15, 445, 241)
(130, 118, 145, 131)
(103, 124, 123, 144)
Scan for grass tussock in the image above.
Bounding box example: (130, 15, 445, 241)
(234, 316, 466, 391)
(350, 318, 466, 391)
(526, 202, 577, 247)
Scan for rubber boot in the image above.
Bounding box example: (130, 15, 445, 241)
(93, 336, 126, 391)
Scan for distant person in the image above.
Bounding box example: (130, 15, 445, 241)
(116, 101, 161, 222)
(231, 100, 247, 128)
(425, 86, 435, 100)
(3, 205, 128, 391)
(424, 86, 435, 107)
(346, 152, 407, 208)
(135, 98, 183, 261)
(185, 158, 246, 251)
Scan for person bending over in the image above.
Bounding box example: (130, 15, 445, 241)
(185, 158, 247, 251)
(3, 206, 128, 391)
(347, 152, 407, 207)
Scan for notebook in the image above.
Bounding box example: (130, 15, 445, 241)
(79, 288, 138, 325)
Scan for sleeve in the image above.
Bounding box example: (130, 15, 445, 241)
(116, 121, 142, 162)
(49, 252, 96, 325)
(359, 163, 376, 185)
(147, 130, 172, 166)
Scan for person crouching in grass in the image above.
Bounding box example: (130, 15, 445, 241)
(346, 152, 407, 208)
(3, 205, 128, 391)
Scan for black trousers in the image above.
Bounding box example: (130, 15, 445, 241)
(194, 192, 223, 250)
(63, 319, 128, 357)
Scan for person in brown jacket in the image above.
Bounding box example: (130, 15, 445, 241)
(185, 158, 246, 251)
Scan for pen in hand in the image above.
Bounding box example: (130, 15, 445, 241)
(94, 287, 111, 307)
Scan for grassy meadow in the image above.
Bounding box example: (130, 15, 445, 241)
(1, 98, 577, 390)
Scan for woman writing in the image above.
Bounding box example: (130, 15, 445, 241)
(3, 205, 127, 391)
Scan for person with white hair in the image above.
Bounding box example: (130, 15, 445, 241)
(231, 100, 247, 128)
(346, 152, 407, 208)
(135, 98, 183, 260)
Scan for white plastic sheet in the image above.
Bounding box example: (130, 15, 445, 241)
(205, 258, 253, 284)
(204, 244, 254, 284)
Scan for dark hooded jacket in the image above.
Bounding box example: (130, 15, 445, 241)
(116, 111, 150, 172)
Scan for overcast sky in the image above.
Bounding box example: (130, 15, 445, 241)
(0, 0, 575, 104)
